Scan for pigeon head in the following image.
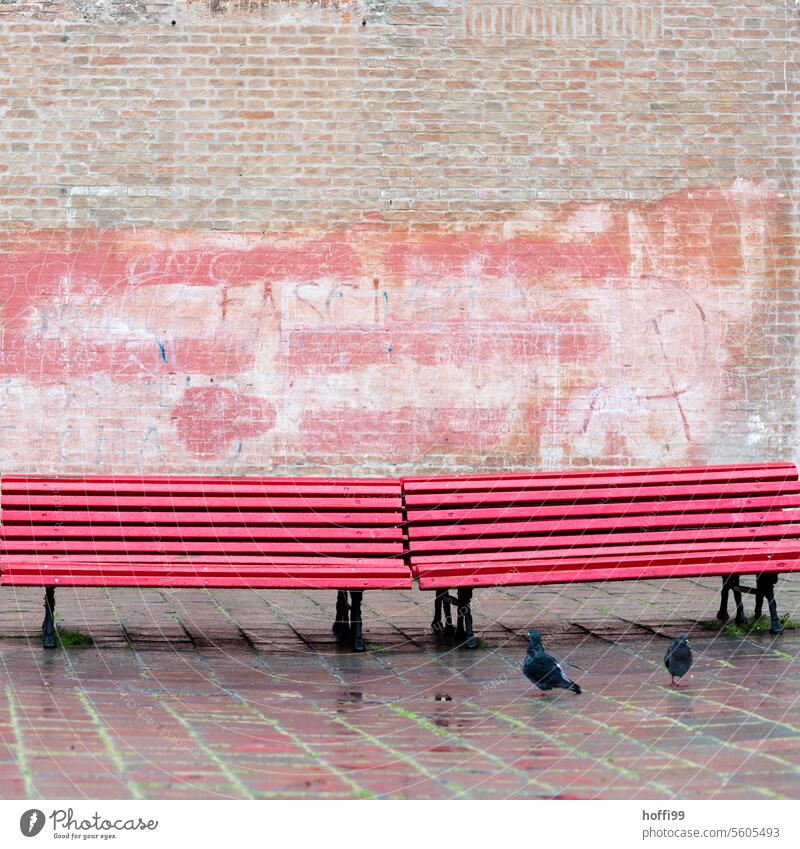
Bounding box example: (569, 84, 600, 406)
(675, 634, 689, 645)
(527, 629, 542, 647)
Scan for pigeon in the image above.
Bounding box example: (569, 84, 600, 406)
(523, 629, 582, 694)
(664, 634, 693, 687)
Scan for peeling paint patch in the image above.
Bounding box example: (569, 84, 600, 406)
(171, 387, 276, 458)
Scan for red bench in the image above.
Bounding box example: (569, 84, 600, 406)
(404, 463, 800, 646)
(0, 475, 408, 651)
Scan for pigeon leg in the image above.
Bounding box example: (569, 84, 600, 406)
(42, 587, 56, 650)
(457, 588, 477, 649)
(333, 591, 350, 640)
(349, 591, 366, 652)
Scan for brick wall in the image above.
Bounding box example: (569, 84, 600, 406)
(0, 0, 797, 474)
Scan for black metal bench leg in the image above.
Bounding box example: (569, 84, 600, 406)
(716, 576, 731, 622)
(756, 574, 783, 634)
(732, 582, 746, 625)
(432, 591, 443, 634)
(442, 592, 454, 639)
(333, 590, 350, 640)
(432, 590, 454, 641)
(349, 591, 365, 653)
(42, 587, 56, 650)
(457, 588, 477, 649)
(717, 576, 746, 625)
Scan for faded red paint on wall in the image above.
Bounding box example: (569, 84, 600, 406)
(171, 388, 277, 458)
(0, 181, 788, 473)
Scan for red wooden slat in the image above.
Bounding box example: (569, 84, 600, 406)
(408, 509, 800, 541)
(3, 475, 399, 486)
(404, 481, 800, 508)
(0, 540, 404, 555)
(405, 494, 800, 525)
(418, 546, 800, 577)
(406, 522, 800, 555)
(1, 509, 400, 526)
(403, 462, 795, 484)
(403, 466, 796, 494)
(0, 574, 411, 589)
(0, 554, 404, 566)
(418, 560, 788, 589)
(408, 538, 800, 568)
(3, 480, 400, 497)
(1, 494, 401, 511)
(1, 563, 409, 578)
(0, 524, 402, 541)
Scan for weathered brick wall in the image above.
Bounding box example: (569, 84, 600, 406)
(0, 1, 797, 474)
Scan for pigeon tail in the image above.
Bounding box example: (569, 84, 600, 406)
(568, 681, 582, 695)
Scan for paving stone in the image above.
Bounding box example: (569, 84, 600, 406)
(1, 577, 798, 799)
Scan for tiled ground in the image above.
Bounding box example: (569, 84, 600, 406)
(1, 576, 799, 799)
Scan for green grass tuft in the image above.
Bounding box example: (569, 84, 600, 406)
(55, 628, 94, 647)
(701, 615, 797, 638)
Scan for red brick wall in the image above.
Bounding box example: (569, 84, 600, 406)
(0, 1, 797, 474)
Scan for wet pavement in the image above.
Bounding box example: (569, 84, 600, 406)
(1, 576, 798, 799)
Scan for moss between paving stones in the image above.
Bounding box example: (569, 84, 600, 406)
(0, 629, 94, 645)
(55, 627, 94, 647)
(700, 615, 797, 638)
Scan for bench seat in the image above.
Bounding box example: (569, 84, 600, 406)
(404, 462, 800, 641)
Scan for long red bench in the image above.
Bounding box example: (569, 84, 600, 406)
(0, 475, 409, 651)
(404, 462, 800, 647)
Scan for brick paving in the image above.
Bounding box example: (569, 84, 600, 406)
(0, 576, 798, 800)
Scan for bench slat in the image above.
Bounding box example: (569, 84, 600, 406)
(418, 559, 788, 589)
(403, 462, 795, 484)
(405, 480, 800, 508)
(4, 480, 400, 497)
(3, 475, 399, 486)
(404, 466, 797, 494)
(0, 575, 411, 589)
(2, 494, 401, 511)
(0, 554, 402, 566)
(406, 493, 800, 524)
(407, 522, 800, 555)
(0, 524, 402, 541)
(408, 509, 800, 540)
(0, 540, 403, 555)
(418, 546, 800, 576)
(1, 509, 399, 526)
(1, 563, 408, 577)
(409, 538, 800, 569)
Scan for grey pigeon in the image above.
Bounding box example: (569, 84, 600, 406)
(523, 629, 581, 694)
(664, 634, 693, 687)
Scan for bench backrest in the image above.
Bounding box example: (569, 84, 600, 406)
(0, 475, 408, 589)
(403, 463, 800, 588)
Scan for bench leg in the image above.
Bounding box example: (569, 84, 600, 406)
(42, 587, 57, 650)
(456, 588, 477, 650)
(755, 573, 783, 634)
(349, 591, 365, 653)
(333, 590, 350, 640)
(717, 576, 746, 626)
(432, 590, 454, 640)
